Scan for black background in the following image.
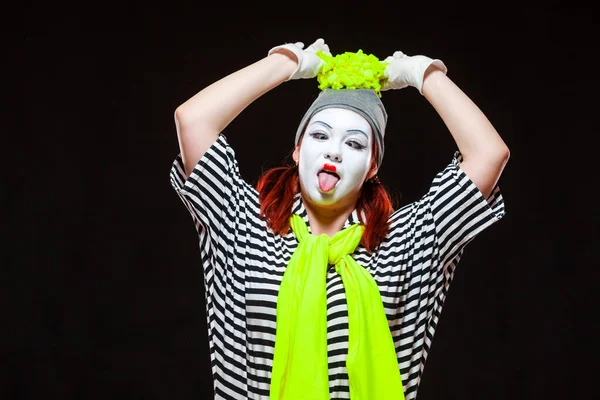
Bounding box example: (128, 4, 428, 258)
(17, 2, 598, 399)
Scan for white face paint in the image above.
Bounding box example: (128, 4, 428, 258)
(295, 108, 374, 209)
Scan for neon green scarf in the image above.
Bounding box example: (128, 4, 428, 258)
(270, 214, 404, 399)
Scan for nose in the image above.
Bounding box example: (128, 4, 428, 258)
(325, 149, 342, 162)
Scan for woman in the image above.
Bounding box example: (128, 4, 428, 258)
(170, 38, 509, 400)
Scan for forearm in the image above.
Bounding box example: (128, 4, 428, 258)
(422, 68, 509, 160)
(422, 68, 509, 198)
(176, 52, 296, 132)
(175, 52, 297, 175)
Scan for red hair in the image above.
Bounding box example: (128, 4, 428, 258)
(256, 142, 395, 253)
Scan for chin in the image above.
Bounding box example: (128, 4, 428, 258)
(305, 187, 356, 210)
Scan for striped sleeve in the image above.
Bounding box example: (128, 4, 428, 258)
(169, 134, 254, 398)
(169, 134, 256, 266)
(376, 152, 505, 398)
(426, 151, 505, 267)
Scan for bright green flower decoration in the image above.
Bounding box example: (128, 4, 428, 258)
(316, 50, 388, 97)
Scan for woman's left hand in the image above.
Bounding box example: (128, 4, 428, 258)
(381, 51, 447, 94)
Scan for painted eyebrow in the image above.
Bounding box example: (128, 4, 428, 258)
(346, 129, 368, 139)
(309, 121, 333, 130)
(309, 121, 368, 139)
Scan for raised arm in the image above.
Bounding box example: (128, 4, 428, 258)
(421, 69, 509, 198)
(382, 51, 510, 199)
(174, 39, 330, 177)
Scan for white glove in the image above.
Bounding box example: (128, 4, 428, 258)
(381, 51, 448, 94)
(268, 38, 331, 80)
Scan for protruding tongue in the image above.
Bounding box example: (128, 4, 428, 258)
(318, 172, 339, 192)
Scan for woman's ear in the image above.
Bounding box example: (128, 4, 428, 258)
(366, 161, 378, 180)
(367, 168, 378, 181)
(292, 146, 300, 164)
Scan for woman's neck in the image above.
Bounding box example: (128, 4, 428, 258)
(302, 196, 355, 237)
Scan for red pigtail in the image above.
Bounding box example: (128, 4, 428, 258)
(257, 166, 299, 236)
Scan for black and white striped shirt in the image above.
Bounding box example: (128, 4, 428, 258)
(170, 134, 505, 399)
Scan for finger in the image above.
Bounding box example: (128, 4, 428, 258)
(383, 56, 395, 63)
(393, 51, 406, 59)
(294, 42, 305, 49)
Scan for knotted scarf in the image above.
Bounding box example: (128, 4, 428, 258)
(269, 214, 404, 399)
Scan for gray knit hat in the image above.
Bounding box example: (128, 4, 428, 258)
(295, 89, 388, 168)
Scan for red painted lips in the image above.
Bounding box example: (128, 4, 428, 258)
(323, 163, 337, 172)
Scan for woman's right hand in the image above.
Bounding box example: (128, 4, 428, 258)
(268, 38, 331, 80)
